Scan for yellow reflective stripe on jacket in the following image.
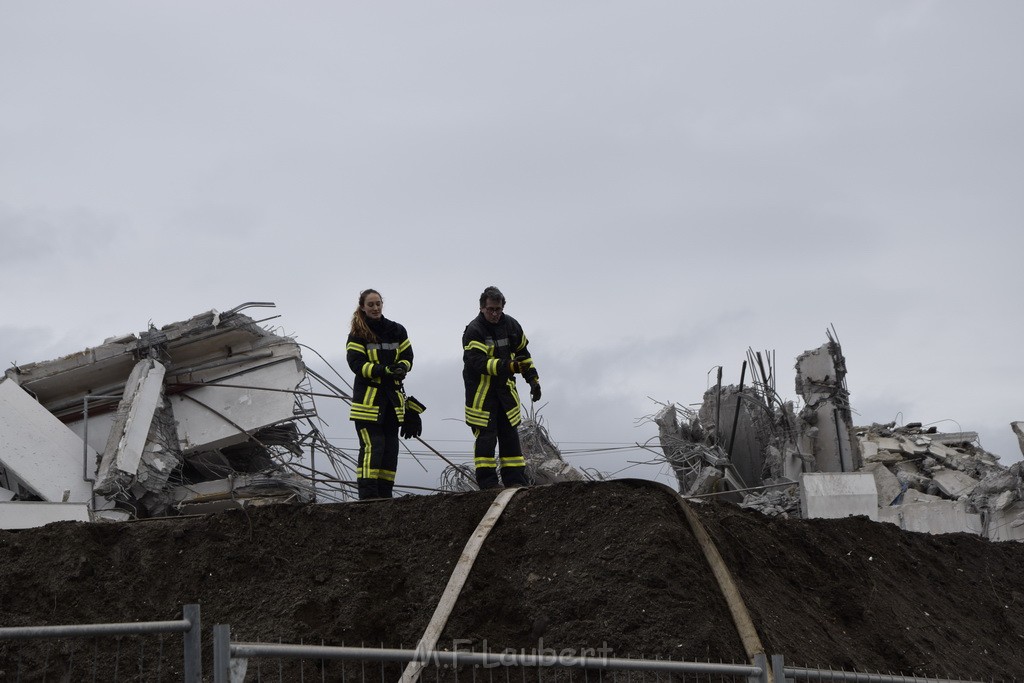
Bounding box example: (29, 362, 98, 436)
(351, 404, 380, 421)
(398, 338, 412, 354)
(465, 340, 489, 354)
(470, 375, 491, 412)
(360, 362, 376, 379)
(347, 341, 367, 354)
(350, 387, 381, 421)
(486, 358, 501, 375)
(465, 406, 490, 427)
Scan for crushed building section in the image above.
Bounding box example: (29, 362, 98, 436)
(1, 303, 321, 527)
(654, 330, 1024, 542)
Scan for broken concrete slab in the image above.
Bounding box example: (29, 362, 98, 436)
(901, 489, 943, 504)
(987, 502, 1024, 542)
(860, 441, 879, 460)
(932, 469, 980, 499)
(170, 473, 312, 515)
(897, 437, 929, 456)
(878, 499, 984, 536)
(1013, 421, 1024, 457)
(0, 378, 95, 504)
(95, 359, 168, 496)
(800, 472, 878, 521)
(864, 449, 904, 465)
(993, 490, 1017, 512)
(861, 462, 903, 507)
(869, 436, 902, 453)
(0, 501, 91, 529)
(169, 354, 304, 452)
(686, 466, 724, 496)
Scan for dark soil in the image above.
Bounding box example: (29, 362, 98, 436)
(1, 480, 1023, 681)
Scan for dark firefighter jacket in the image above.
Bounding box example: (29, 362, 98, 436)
(346, 317, 413, 424)
(462, 312, 539, 429)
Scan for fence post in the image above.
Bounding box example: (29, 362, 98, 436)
(771, 654, 786, 683)
(751, 652, 769, 683)
(213, 624, 231, 683)
(183, 604, 202, 683)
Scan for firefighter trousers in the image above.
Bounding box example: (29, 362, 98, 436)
(472, 409, 528, 489)
(355, 409, 399, 500)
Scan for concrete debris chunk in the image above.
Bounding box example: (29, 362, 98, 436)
(931, 470, 980, 499)
(686, 466, 723, 497)
(862, 462, 903, 507)
(519, 417, 593, 485)
(1013, 421, 1024, 457)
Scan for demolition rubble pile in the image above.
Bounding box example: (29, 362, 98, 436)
(0, 304, 336, 527)
(656, 333, 1024, 541)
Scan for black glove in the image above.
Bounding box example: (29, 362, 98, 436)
(401, 396, 426, 438)
(530, 381, 541, 402)
(385, 363, 407, 380)
(401, 410, 422, 439)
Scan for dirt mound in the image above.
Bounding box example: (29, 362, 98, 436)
(2, 480, 1023, 681)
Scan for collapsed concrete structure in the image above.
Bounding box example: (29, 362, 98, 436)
(656, 331, 1024, 542)
(0, 303, 329, 528)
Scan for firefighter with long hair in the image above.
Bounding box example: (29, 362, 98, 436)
(346, 288, 423, 499)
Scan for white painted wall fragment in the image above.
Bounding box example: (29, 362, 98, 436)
(0, 378, 95, 503)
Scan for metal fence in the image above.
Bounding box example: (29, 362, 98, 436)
(210, 629, 992, 683)
(0, 613, 998, 683)
(0, 604, 201, 682)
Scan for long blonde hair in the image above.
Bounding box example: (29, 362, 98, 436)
(349, 288, 381, 342)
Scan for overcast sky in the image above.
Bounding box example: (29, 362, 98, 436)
(2, 2, 1022, 493)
